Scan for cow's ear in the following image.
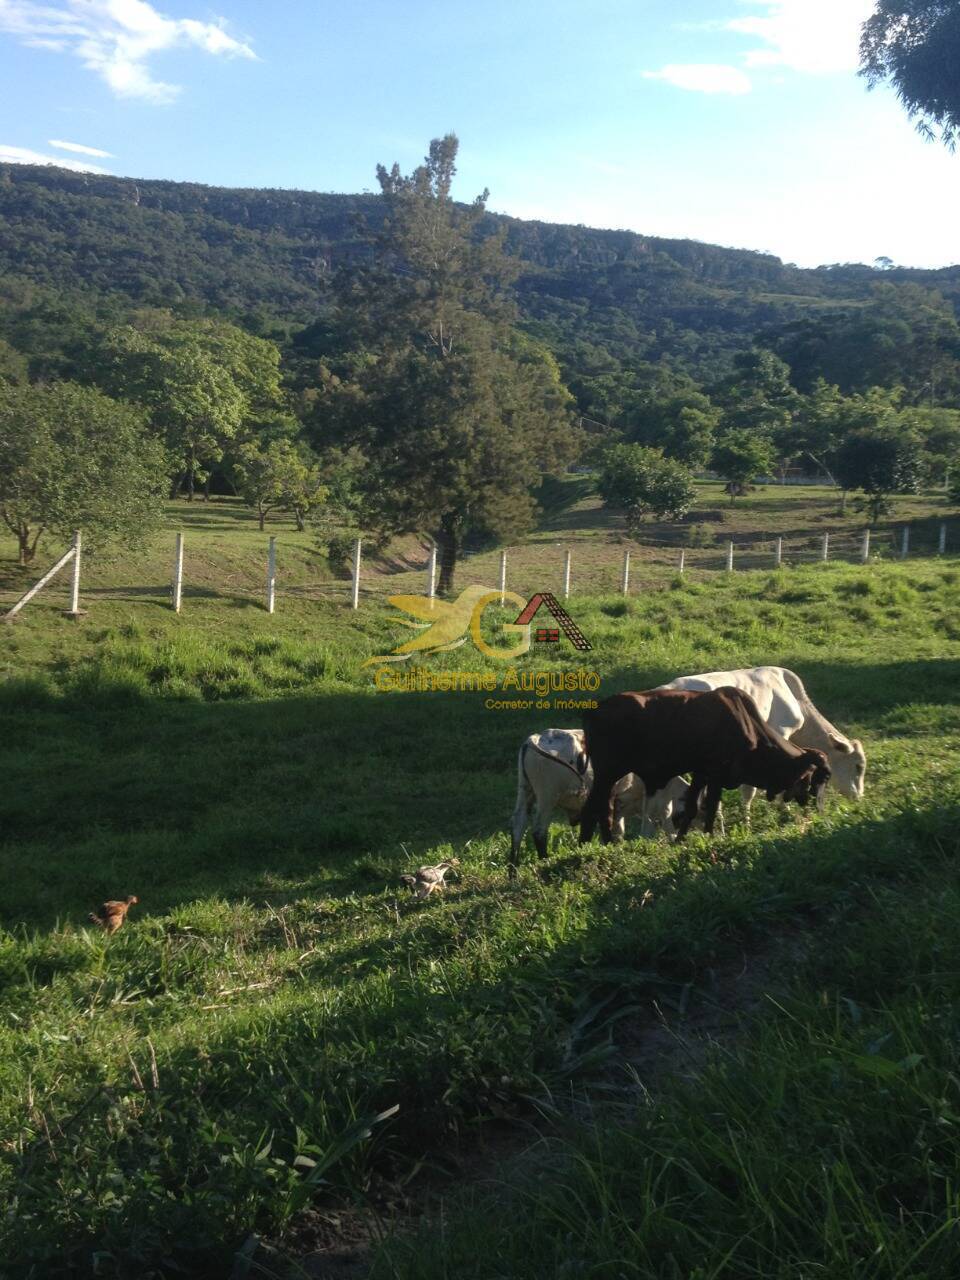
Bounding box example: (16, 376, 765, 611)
(828, 735, 852, 753)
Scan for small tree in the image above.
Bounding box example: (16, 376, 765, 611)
(835, 426, 924, 524)
(597, 444, 696, 532)
(711, 431, 776, 501)
(234, 439, 325, 531)
(0, 382, 167, 564)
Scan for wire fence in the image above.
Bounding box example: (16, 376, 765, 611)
(3, 520, 957, 621)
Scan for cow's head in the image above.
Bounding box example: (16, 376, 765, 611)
(826, 734, 866, 801)
(774, 750, 831, 810)
(669, 779, 695, 831)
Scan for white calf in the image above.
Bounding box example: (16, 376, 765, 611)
(509, 728, 689, 874)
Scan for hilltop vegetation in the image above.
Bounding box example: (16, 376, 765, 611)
(3, 160, 960, 395)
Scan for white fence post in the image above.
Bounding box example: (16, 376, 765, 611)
(821, 533, 829, 562)
(563, 548, 571, 600)
(678, 548, 685, 575)
(3, 542, 78, 622)
(266, 536, 276, 614)
(861, 529, 871, 563)
(726, 541, 734, 572)
(172, 532, 184, 614)
(427, 542, 437, 603)
(64, 530, 82, 617)
(901, 526, 910, 559)
(351, 538, 362, 610)
(499, 549, 507, 606)
(775, 536, 783, 567)
(621, 549, 630, 595)
(939, 522, 947, 555)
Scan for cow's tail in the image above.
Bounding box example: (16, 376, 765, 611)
(516, 741, 532, 803)
(510, 744, 534, 873)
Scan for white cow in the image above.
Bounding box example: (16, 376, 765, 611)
(657, 666, 866, 819)
(509, 728, 690, 874)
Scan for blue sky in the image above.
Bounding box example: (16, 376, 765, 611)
(1, 0, 958, 268)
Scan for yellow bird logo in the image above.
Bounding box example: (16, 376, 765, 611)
(363, 585, 531, 664)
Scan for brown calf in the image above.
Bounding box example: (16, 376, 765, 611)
(579, 686, 830, 843)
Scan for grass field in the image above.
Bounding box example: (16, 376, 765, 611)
(2, 485, 960, 1277)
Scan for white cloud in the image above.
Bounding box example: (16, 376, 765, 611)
(643, 63, 752, 95)
(0, 0, 256, 103)
(0, 142, 110, 173)
(724, 0, 875, 75)
(49, 137, 113, 157)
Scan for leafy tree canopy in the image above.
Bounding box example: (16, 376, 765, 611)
(625, 386, 720, 469)
(768, 283, 960, 398)
(93, 317, 283, 499)
(835, 423, 924, 523)
(860, 1, 960, 147)
(0, 381, 167, 564)
(233, 437, 325, 531)
(597, 444, 696, 530)
(710, 430, 777, 501)
(712, 349, 798, 436)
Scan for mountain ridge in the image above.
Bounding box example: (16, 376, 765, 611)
(3, 162, 959, 390)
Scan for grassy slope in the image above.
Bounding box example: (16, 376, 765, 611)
(2, 491, 960, 1276)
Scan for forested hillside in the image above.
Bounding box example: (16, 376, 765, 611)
(3, 153, 960, 578)
(4, 161, 960, 397)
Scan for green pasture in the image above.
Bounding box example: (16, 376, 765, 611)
(1, 493, 960, 1276)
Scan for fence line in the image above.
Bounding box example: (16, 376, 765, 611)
(3, 536, 79, 621)
(3, 520, 957, 621)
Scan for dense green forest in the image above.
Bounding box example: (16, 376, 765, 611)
(2, 156, 959, 581)
(4, 161, 960, 396)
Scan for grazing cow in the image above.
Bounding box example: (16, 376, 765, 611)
(509, 729, 689, 874)
(579, 687, 831, 845)
(657, 666, 865, 817)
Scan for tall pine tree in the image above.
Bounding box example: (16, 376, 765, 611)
(321, 135, 579, 594)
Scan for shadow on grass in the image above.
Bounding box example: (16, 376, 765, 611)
(3, 655, 960, 932)
(8, 790, 960, 1277)
(0, 681, 517, 929)
(81, 584, 265, 609)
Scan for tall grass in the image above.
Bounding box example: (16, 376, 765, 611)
(375, 869, 960, 1278)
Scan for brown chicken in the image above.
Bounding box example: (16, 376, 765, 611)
(89, 895, 139, 934)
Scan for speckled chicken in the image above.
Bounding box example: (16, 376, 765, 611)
(89, 895, 139, 934)
(400, 859, 460, 899)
